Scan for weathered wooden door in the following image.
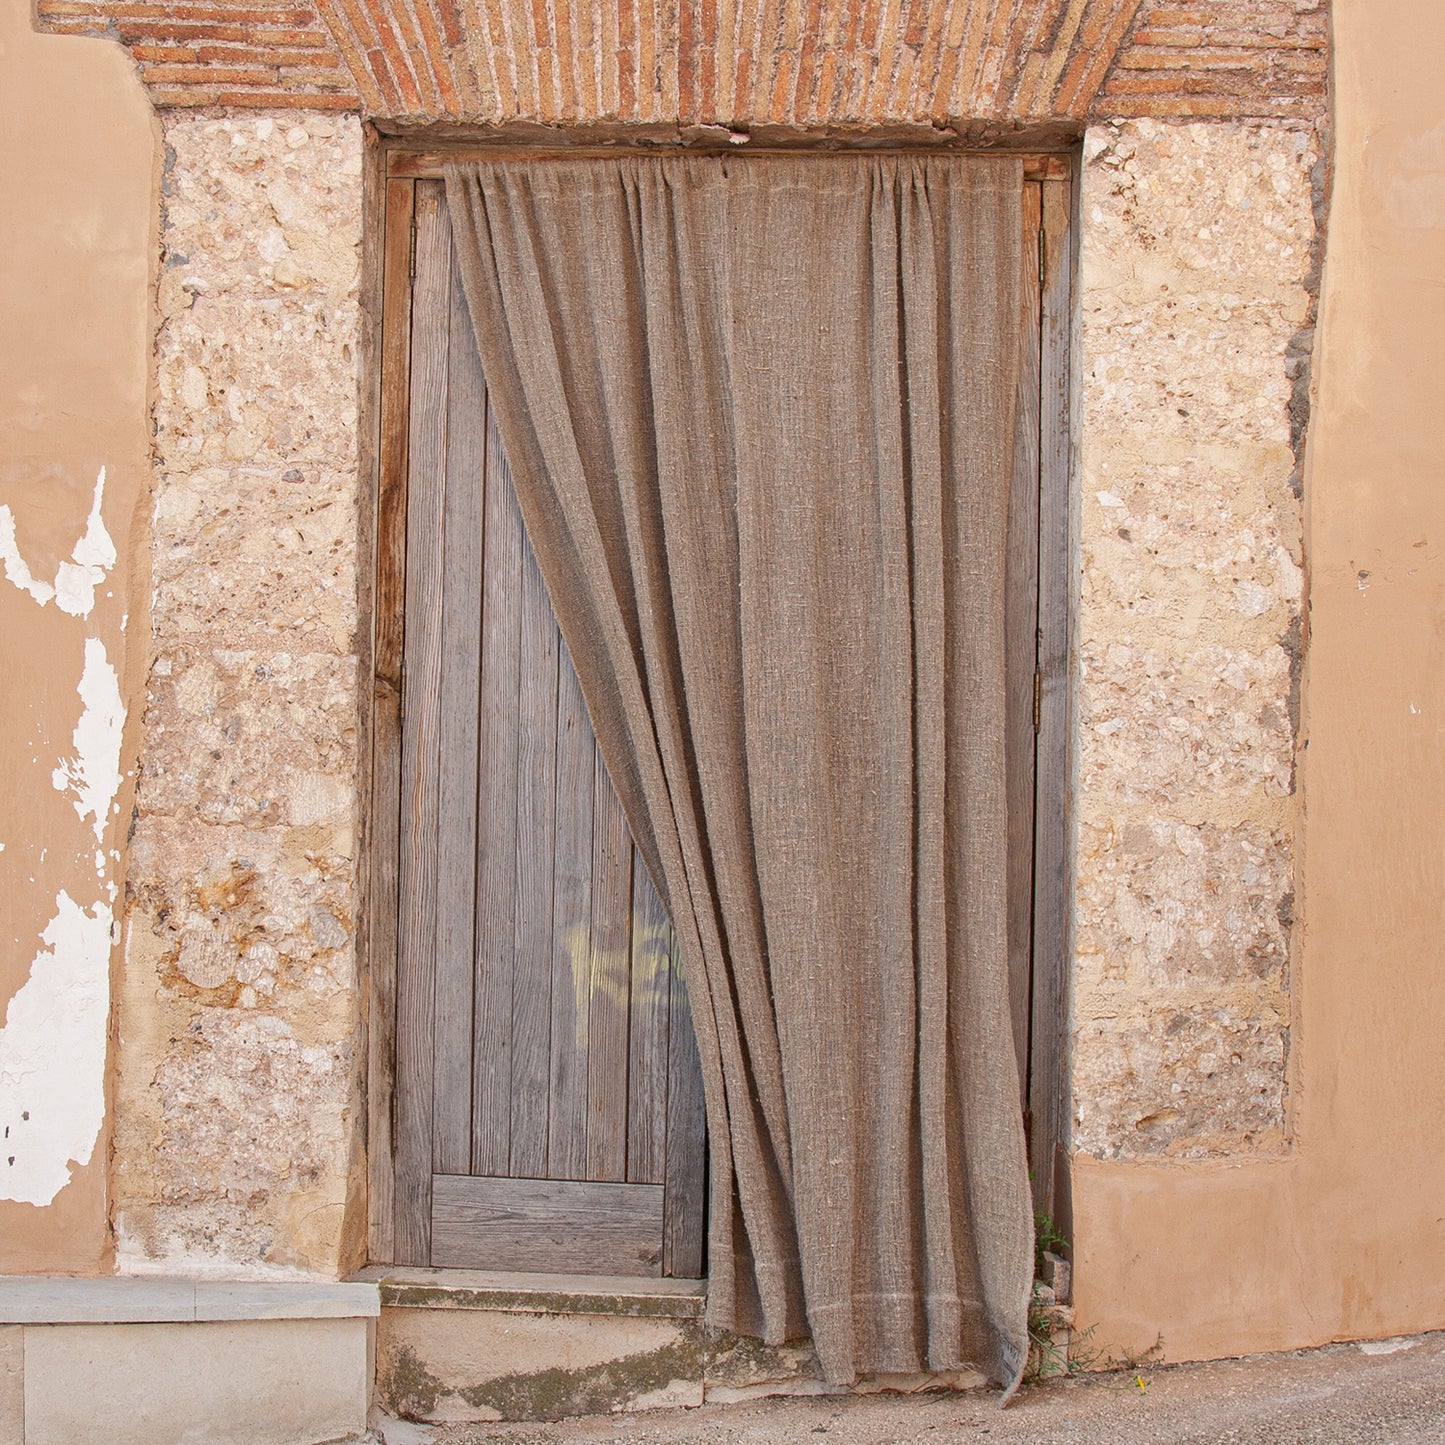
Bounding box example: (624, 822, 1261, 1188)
(383, 179, 707, 1277)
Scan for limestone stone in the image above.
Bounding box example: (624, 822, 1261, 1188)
(0, 1277, 376, 1323)
(113, 111, 365, 1276)
(1074, 119, 1315, 1159)
(0, 1327, 19, 1445)
(21, 1319, 369, 1445)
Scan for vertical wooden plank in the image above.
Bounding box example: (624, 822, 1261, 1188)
(626, 852, 671, 1186)
(374, 177, 417, 701)
(585, 757, 634, 1183)
(547, 645, 596, 1180)
(1029, 176, 1075, 1222)
(472, 398, 524, 1176)
(662, 932, 707, 1278)
(510, 527, 561, 1179)
(393, 179, 452, 1265)
(431, 242, 486, 1176)
(1006, 181, 1044, 1112)
(368, 174, 414, 1265)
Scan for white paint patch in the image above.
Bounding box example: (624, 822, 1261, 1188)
(0, 467, 115, 619)
(1359, 1337, 1418, 1356)
(55, 467, 118, 618)
(51, 637, 126, 857)
(0, 505, 57, 606)
(0, 495, 125, 1204)
(0, 891, 111, 1205)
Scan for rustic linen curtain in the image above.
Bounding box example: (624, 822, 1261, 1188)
(445, 155, 1033, 1390)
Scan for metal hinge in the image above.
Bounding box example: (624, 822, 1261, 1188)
(1033, 671, 1043, 733)
(408, 214, 418, 282)
(1038, 221, 1047, 289)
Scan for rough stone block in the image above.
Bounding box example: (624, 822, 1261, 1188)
(112, 110, 366, 1279)
(1073, 818, 1290, 1156)
(22, 1318, 369, 1445)
(1074, 117, 1313, 1160)
(1079, 636, 1295, 809)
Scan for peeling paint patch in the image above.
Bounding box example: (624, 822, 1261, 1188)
(0, 505, 56, 606)
(52, 638, 125, 866)
(0, 468, 115, 618)
(0, 892, 111, 1204)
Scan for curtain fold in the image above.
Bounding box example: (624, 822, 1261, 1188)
(444, 154, 1033, 1390)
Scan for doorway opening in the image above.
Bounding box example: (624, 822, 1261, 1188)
(364, 142, 1076, 1278)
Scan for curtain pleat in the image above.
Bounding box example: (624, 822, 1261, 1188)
(444, 154, 1033, 1390)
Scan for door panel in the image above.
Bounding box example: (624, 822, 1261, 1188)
(392, 179, 707, 1276)
(432, 1175, 665, 1274)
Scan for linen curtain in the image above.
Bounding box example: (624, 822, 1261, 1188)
(445, 154, 1033, 1390)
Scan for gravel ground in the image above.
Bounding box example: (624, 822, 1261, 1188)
(376, 1332, 1445, 1445)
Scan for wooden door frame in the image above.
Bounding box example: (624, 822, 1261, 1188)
(357, 134, 1079, 1268)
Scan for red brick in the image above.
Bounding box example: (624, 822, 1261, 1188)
(435, 0, 464, 46)
(39, 0, 317, 17)
(557, 6, 579, 116)
(697, 44, 718, 118)
(195, 44, 343, 65)
(1096, 94, 1239, 117)
(114, 20, 328, 43)
(276, 63, 357, 84)
(1132, 25, 1203, 46)
(676, 0, 696, 117)
(1119, 44, 1266, 70)
(731, 47, 751, 117)
(144, 60, 286, 81)
(1137, 6, 1212, 25)
(769, 47, 792, 120)
(130, 42, 198, 58)
(1105, 68, 1258, 95)
(380, 0, 440, 111)
(932, 43, 958, 116)
(369, 0, 426, 111)
(792, 31, 817, 115)
(1272, 51, 1328, 74)
(146, 86, 220, 104)
(814, 47, 839, 119)
(535, 43, 557, 117)
(1201, 27, 1322, 48)
(214, 86, 362, 104)
(617, 45, 636, 112)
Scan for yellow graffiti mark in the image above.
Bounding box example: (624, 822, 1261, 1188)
(563, 923, 680, 1051)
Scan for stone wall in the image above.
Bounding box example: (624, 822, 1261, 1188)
(1072, 117, 1316, 1158)
(115, 113, 366, 1275)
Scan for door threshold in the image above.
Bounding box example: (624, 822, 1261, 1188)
(349, 1265, 706, 1318)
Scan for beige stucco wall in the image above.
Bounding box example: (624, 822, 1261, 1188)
(1072, 0, 1445, 1361)
(0, 0, 158, 1271)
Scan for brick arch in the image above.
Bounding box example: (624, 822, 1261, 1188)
(34, 0, 1325, 123)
